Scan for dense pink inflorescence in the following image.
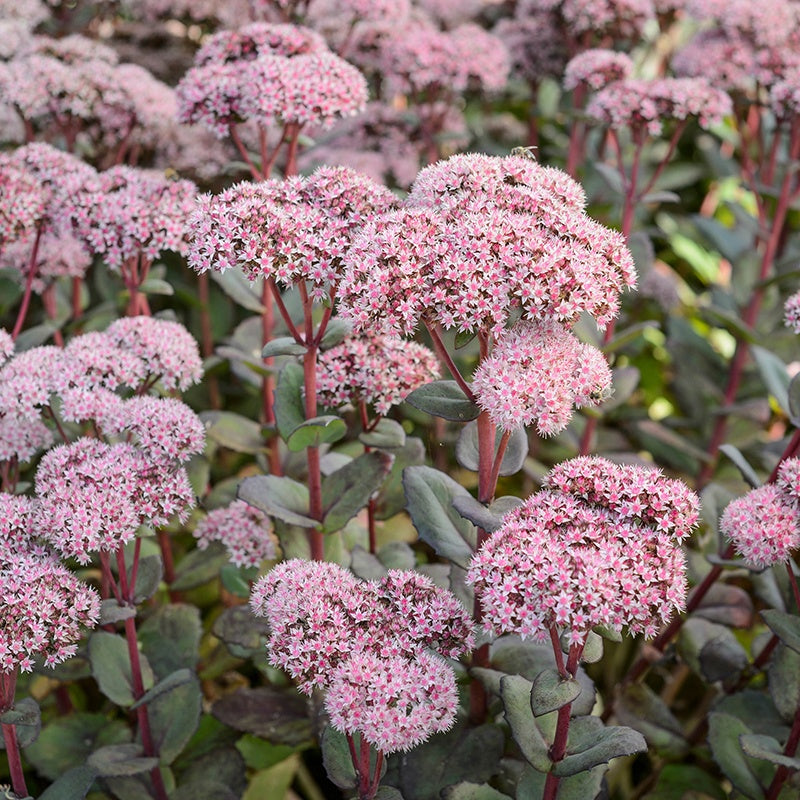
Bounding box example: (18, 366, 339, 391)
(339, 154, 635, 336)
(472, 321, 612, 435)
(0, 231, 91, 293)
(784, 290, 800, 333)
(467, 456, 699, 642)
(560, 0, 655, 40)
(771, 68, 800, 120)
(316, 332, 440, 415)
(0, 345, 64, 421)
(188, 167, 397, 301)
(0, 550, 100, 672)
(193, 500, 276, 568)
(0, 330, 13, 368)
(563, 49, 634, 92)
(492, 11, 569, 87)
(0, 494, 37, 557)
(250, 560, 473, 694)
(325, 650, 458, 753)
(586, 78, 732, 135)
(0, 158, 47, 252)
(104, 316, 204, 392)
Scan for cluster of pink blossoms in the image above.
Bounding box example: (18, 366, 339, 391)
(176, 22, 367, 138)
(250, 560, 472, 752)
(316, 332, 440, 415)
(563, 49, 634, 92)
(771, 68, 800, 121)
(557, 0, 655, 41)
(188, 166, 396, 302)
(785, 290, 800, 334)
(0, 159, 46, 251)
(472, 321, 612, 435)
(193, 500, 276, 568)
(720, 459, 800, 569)
(466, 456, 699, 643)
(586, 78, 732, 136)
(339, 153, 635, 337)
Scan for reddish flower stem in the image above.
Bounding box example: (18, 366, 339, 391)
(229, 123, 263, 181)
(766, 702, 800, 800)
(11, 225, 42, 341)
(269, 278, 304, 344)
(0, 670, 27, 800)
(425, 324, 477, 401)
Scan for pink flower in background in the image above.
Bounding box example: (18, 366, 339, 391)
(104, 316, 204, 392)
(0, 494, 37, 556)
(0, 158, 47, 252)
(775, 458, 800, 504)
(0, 330, 13, 367)
(0, 231, 91, 294)
(0, 551, 100, 672)
(62, 331, 147, 393)
(325, 650, 458, 753)
(0, 346, 64, 420)
(771, 68, 800, 120)
(0, 415, 54, 464)
(563, 49, 634, 92)
(546, 0, 655, 42)
(316, 332, 440, 415)
(193, 500, 276, 568)
(721, 483, 800, 569)
(472, 321, 612, 435)
(193, 23, 327, 66)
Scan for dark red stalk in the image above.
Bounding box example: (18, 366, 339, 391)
(11, 225, 43, 341)
(229, 123, 263, 181)
(41, 285, 64, 347)
(0, 670, 27, 799)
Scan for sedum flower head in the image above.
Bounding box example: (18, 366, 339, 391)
(250, 560, 473, 694)
(0, 494, 37, 559)
(0, 157, 47, 252)
(472, 320, 612, 435)
(325, 650, 458, 753)
(785, 290, 800, 333)
(467, 456, 699, 641)
(771, 68, 800, 121)
(0, 345, 64, 421)
(0, 550, 100, 672)
(559, 0, 655, 41)
(0, 231, 91, 294)
(0, 330, 13, 368)
(720, 483, 800, 569)
(563, 49, 634, 92)
(316, 331, 440, 415)
(493, 11, 569, 87)
(193, 500, 276, 568)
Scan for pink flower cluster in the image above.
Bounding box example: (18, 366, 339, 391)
(466, 456, 699, 642)
(785, 290, 800, 333)
(0, 230, 91, 294)
(563, 49, 634, 92)
(721, 459, 800, 569)
(34, 438, 195, 564)
(316, 332, 440, 415)
(65, 166, 197, 271)
(176, 22, 367, 138)
(339, 154, 635, 337)
(558, 0, 655, 41)
(193, 500, 276, 568)
(472, 321, 612, 435)
(0, 331, 12, 367)
(0, 158, 46, 251)
(251, 560, 472, 751)
(586, 78, 732, 135)
(188, 166, 397, 301)
(771, 68, 800, 120)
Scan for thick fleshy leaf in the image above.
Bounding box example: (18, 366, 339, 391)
(87, 743, 158, 777)
(455, 422, 528, 476)
(695, 583, 754, 628)
(286, 415, 347, 452)
(37, 765, 99, 800)
(0, 697, 40, 748)
(148, 675, 203, 764)
(678, 618, 748, 684)
(212, 605, 267, 652)
(452, 494, 504, 533)
(211, 687, 313, 747)
(321, 726, 357, 791)
(615, 684, 688, 758)
(516, 765, 547, 800)
(132, 554, 164, 604)
(552, 724, 646, 777)
(719, 444, 761, 489)
(530, 669, 581, 717)
(210, 267, 265, 313)
(262, 337, 306, 358)
(594, 366, 640, 411)
(405, 381, 480, 422)
(242, 756, 301, 800)
(740, 733, 800, 770)
(752, 346, 790, 415)
(171, 542, 229, 591)
(359, 418, 407, 449)
(138, 604, 202, 678)
(374, 437, 426, 520)
(647, 764, 727, 800)
(789, 373, 800, 426)
(319, 317, 352, 349)
(131, 669, 194, 710)
(708, 712, 771, 799)
(220, 563, 253, 598)
(238, 474, 316, 528)
(98, 599, 137, 625)
(274, 362, 306, 442)
(770, 645, 800, 722)
(579, 632, 603, 664)
(499, 675, 551, 773)
(403, 466, 477, 569)
(201, 411, 266, 454)
(442, 783, 512, 800)
(89, 631, 154, 707)
(321, 450, 394, 533)
(762, 609, 800, 654)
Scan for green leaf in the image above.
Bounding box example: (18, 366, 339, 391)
(171, 542, 229, 591)
(579, 632, 603, 664)
(789, 373, 800, 426)
(516, 765, 547, 800)
(132, 554, 163, 604)
(201, 411, 265, 454)
(452, 494, 504, 533)
(138, 604, 202, 678)
(752, 345, 790, 416)
(321, 726, 357, 791)
(238, 474, 316, 528)
(37, 765, 99, 800)
(262, 337, 306, 358)
(442, 783, 512, 800)
(87, 743, 158, 777)
(762, 609, 800, 654)
(708, 712, 769, 799)
(455, 422, 528, 476)
(213, 605, 266, 652)
(770, 645, 800, 723)
(286, 415, 347, 452)
(139, 277, 174, 296)
(740, 733, 800, 770)
(499, 675, 552, 773)
(210, 268, 265, 313)
(403, 466, 477, 569)
(14, 322, 57, 351)
(211, 687, 313, 747)
(89, 631, 155, 707)
(130, 669, 194, 710)
(552, 724, 646, 777)
(595, 367, 640, 412)
(359, 418, 407, 449)
(405, 381, 480, 422)
(319, 317, 352, 349)
(615, 684, 689, 759)
(719, 444, 761, 488)
(321, 451, 394, 533)
(274, 362, 306, 442)
(647, 763, 727, 799)
(552, 768, 605, 800)
(679, 618, 749, 684)
(603, 323, 659, 354)
(148, 674, 203, 764)
(374, 436, 426, 520)
(640, 190, 680, 204)
(242, 755, 301, 800)
(695, 583, 753, 628)
(0, 697, 40, 747)
(530, 669, 582, 717)
(220, 563, 252, 598)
